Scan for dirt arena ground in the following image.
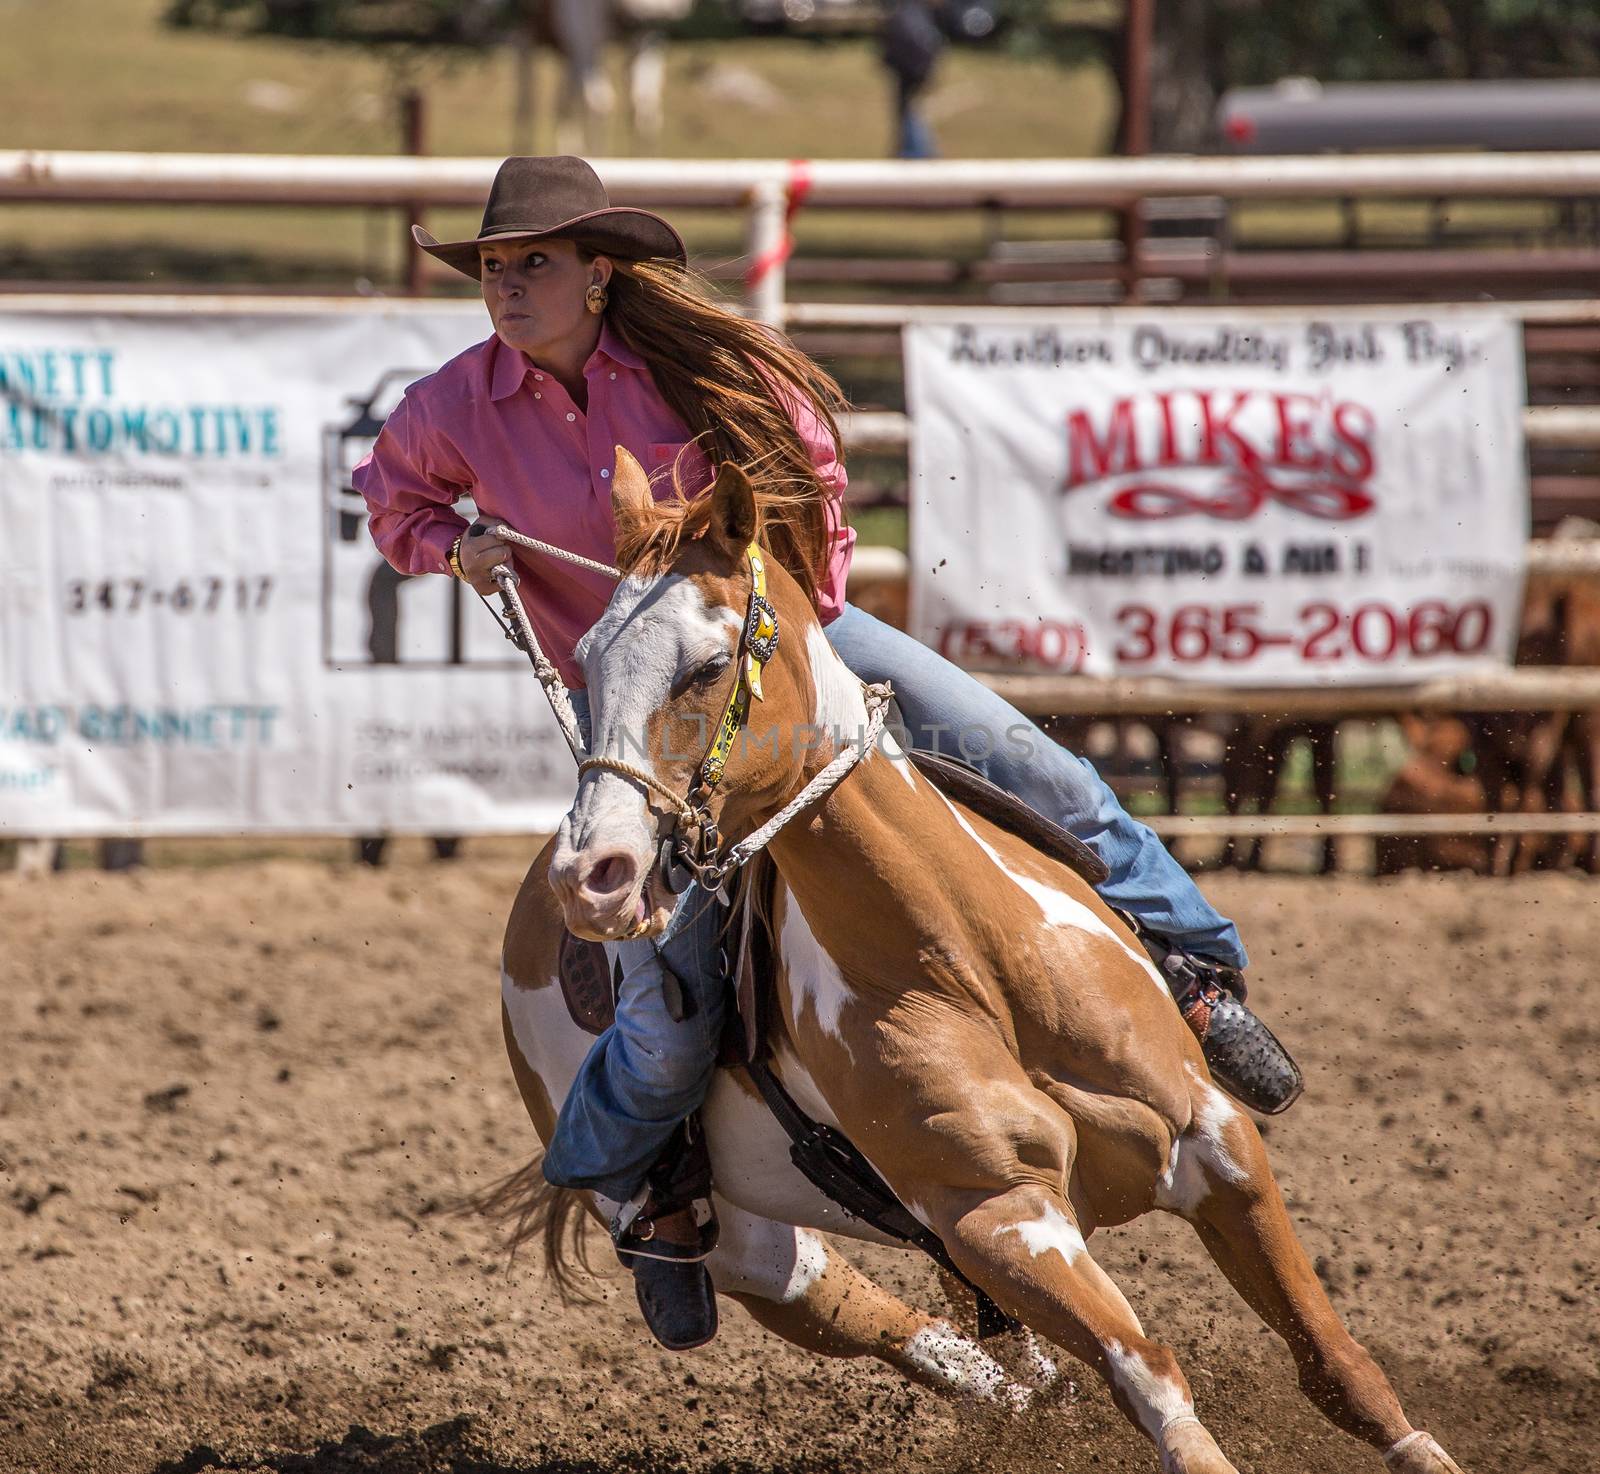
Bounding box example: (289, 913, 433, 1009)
(2, 853, 1595, 1474)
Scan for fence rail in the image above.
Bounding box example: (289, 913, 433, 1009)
(8, 149, 1600, 319)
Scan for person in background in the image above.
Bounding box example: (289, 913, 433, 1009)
(881, 0, 946, 160)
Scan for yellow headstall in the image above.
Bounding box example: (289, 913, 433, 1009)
(697, 544, 779, 793)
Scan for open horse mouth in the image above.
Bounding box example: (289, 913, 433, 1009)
(552, 847, 677, 943)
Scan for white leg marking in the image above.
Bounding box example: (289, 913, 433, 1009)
(779, 891, 856, 1054)
(779, 1227, 830, 1303)
(705, 1207, 829, 1301)
(903, 1321, 1031, 1407)
(935, 792, 1169, 997)
(1104, 1337, 1195, 1441)
(994, 1201, 1087, 1267)
(1384, 1432, 1449, 1469)
(1018, 1328, 1062, 1389)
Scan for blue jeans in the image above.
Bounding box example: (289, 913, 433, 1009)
(542, 604, 1245, 1200)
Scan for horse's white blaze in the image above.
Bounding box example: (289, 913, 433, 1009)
(560, 571, 740, 869)
(779, 887, 856, 1054)
(1104, 1337, 1196, 1441)
(902, 1321, 1029, 1406)
(936, 792, 1169, 997)
(995, 1201, 1087, 1267)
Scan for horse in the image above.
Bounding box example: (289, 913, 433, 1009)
(496, 448, 1467, 1474)
(521, 0, 691, 157)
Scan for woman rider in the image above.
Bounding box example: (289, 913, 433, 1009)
(356, 157, 1299, 1353)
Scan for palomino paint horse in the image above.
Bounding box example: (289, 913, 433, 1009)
(498, 450, 1466, 1474)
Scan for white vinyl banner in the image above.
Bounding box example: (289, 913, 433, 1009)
(906, 309, 1528, 685)
(0, 300, 576, 837)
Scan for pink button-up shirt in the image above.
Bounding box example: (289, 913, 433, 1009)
(354, 325, 854, 687)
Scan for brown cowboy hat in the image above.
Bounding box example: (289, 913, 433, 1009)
(412, 155, 686, 280)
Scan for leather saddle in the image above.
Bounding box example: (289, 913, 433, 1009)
(556, 751, 1109, 1043)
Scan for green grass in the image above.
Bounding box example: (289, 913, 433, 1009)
(1, 0, 1115, 284)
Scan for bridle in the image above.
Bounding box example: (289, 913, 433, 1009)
(481, 526, 889, 906)
(576, 542, 782, 896)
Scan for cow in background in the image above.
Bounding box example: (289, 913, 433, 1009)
(1374, 715, 1492, 876)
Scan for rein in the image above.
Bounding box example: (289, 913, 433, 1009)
(478, 522, 889, 897)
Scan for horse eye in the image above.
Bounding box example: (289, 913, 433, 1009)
(695, 653, 732, 686)
(672, 652, 731, 700)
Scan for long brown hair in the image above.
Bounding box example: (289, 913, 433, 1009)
(602, 257, 848, 607)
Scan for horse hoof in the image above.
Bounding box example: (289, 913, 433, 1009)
(1384, 1432, 1465, 1474)
(1158, 1415, 1239, 1474)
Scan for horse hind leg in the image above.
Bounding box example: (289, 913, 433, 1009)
(929, 1181, 1238, 1473)
(1159, 1071, 1466, 1473)
(709, 1204, 1049, 1408)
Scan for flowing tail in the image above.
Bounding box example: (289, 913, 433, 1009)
(466, 1155, 603, 1303)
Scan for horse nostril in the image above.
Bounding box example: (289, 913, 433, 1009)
(581, 851, 637, 902)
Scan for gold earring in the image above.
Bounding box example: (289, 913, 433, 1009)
(585, 283, 608, 315)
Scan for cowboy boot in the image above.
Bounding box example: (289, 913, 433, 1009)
(618, 1203, 718, 1352)
(612, 1116, 719, 1351)
(1125, 924, 1304, 1115)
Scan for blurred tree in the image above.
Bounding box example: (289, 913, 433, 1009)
(164, 0, 512, 45)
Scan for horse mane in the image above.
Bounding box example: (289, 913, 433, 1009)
(613, 451, 811, 583)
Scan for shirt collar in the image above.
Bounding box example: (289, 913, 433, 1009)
(593, 322, 645, 373)
(487, 323, 646, 403)
(488, 336, 530, 401)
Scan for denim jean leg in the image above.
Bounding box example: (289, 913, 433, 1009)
(823, 604, 1246, 967)
(542, 877, 730, 1201)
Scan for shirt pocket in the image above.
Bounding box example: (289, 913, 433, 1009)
(648, 440, 714, 496)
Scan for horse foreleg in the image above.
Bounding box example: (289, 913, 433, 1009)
(1161, 1078, 1465, 1473)
(709, 1206, 1043, 1407)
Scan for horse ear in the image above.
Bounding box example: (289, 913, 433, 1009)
(708, 462, 757, 555)
(610, 445, 653, 532)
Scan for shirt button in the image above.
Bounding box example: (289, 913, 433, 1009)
(600, 468, 611, 479)
(533, 391, 541, 399)
(533, 373, 544, 381)
(565, 412, 576, 422)
(608, 371, 617, 380)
